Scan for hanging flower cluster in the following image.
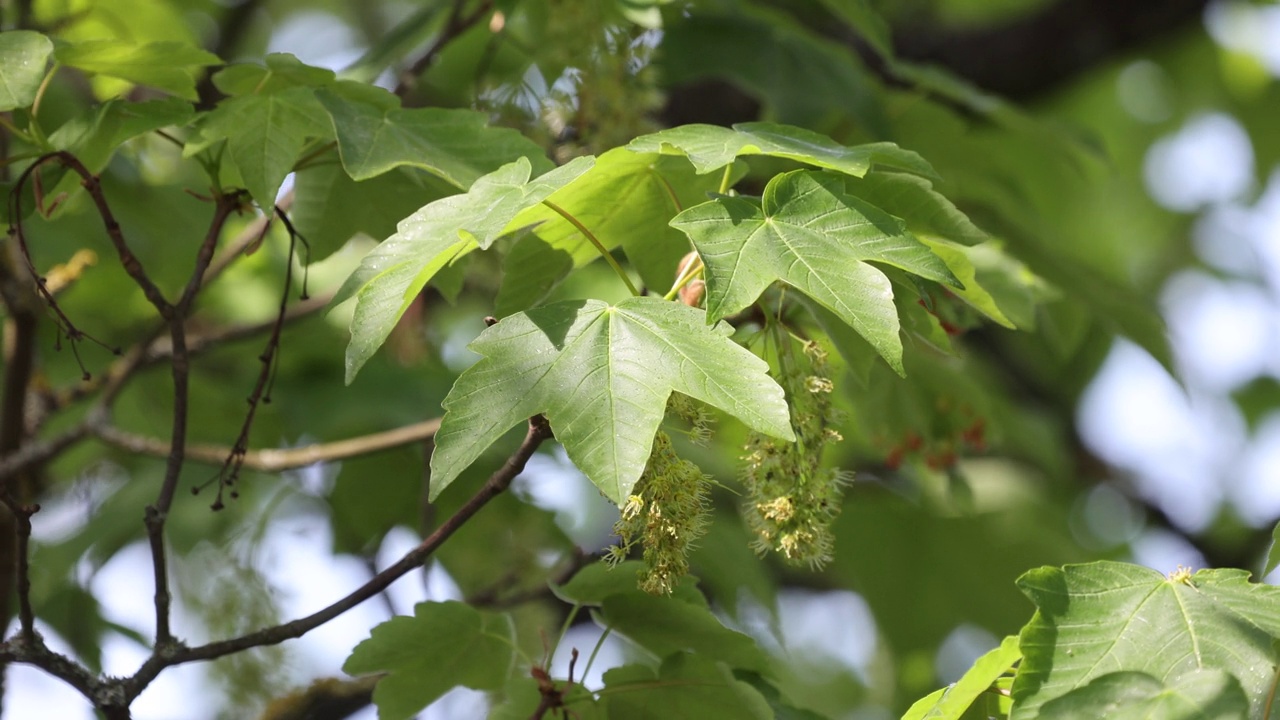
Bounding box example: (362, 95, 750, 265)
(741, 340, 850, 568)
(607, 430, 711, 595)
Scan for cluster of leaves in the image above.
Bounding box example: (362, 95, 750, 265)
(3, 1, 1280, 720)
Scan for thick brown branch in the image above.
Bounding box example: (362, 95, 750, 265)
(119, 416, 552, 701)
(95, 418, 441, 473)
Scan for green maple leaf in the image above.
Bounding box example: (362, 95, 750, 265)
(670, 170, 958, 374)
(316, 84, 553, 187)
(0, 31, 53, 111)
(430, 296, 794, 504)
(55, 39, 220, 100)
(344, 601, 515, 720)
(196, 87, 332, 210)
(1012, 562, 1280, 720)
(628, 121, 937, 179)
(334, 155, 594, 383)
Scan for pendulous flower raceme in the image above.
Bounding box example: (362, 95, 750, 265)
(607, 429, 712, 595)
(741, 339, 850, 568)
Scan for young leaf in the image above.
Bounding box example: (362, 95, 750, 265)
(629, 122, 936, 179)
(1011, 562, 1280, 720)
(0, 31, 53, 111)
(193, 86, 331, 210)
(315, 84, 554, 187)
(497, 149, 730, 314)
(602, 654, 773, 720)
(901, 635, 1020, 720)
(430, 297, 794, 504)
(55, 39, 221, 100)
(343, 601, 515, 720)
(671, 170, 959, 374)
(1034, 669, 1247, 720)
(49, 98, 194, 172)
(335, 156, 594, 382)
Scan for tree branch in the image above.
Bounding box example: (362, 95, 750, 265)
(94, 418, 441, 473)
(116, 415, 552, 703)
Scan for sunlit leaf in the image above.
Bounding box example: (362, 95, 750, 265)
(629, 122, 936, 178)
(430, 297, 794, 503)
(344, 601, 515, 720)
(843, 172, 988, 246)
(55, 39, 220, 100)
(497, 149, 730, 314)
(1012, 562, 1280, 719)
(902, 635, 1020, 720)
(334, 155, 594, 382)
(0, 31, 53, 111)
(1035, 669, 1248, 720)
(671, 170, 958, 373)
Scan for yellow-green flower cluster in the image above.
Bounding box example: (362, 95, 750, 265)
(741, 341, 849, 567)
(608, 431, 710, 595)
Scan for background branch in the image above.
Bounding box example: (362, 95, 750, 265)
(116, 416, 552, 704)
(95, 418, 441, 473)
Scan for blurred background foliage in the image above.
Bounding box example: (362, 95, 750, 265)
(5, 0, 1280, 718)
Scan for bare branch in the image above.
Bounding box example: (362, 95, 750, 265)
(119, 415, 552, 700)
(94, 418, 441, 473)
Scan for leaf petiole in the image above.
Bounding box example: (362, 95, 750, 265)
(542, 199, 640, 297)
(663, 254, 703, 301)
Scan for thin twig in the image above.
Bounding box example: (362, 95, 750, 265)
(119, 415, 552, 701)
(144, 191, 242, 646)
(94, 418, 441, 472)
(200, 208, 307, 509)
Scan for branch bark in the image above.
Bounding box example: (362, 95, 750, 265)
(115, 416, 552, 704)
(95, 418, 441, 473)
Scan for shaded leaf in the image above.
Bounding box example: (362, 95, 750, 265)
(344, 601, 515, 720)
(196, 86, 332, 210)
(1012, 562, 1280, 719)
(291, 164, 455, 262)
(0, 31, 53, 111)
(55, 39, 220, 100)
(1036, 669, 1248, 720)
(630, 122, 935, 178)
(659, 11, 885, 132)
(49, 98, 194, 171)
(671, 170, 958, 373)
(598, 591, 771, 672)
(334, 156, 594, 382)
(211, 52, 335, 96)
(430, 297, 794, 503)
(316, 84, 553, 186)
(602, 654, 773, 720)
(552, 559, 706, 607)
